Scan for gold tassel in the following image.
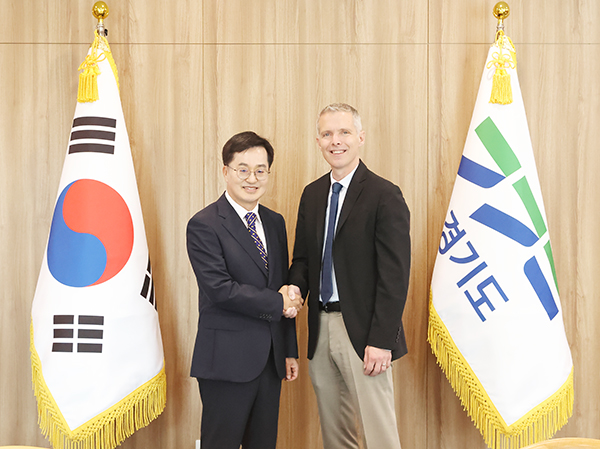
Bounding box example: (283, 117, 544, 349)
(490, 67, 512, 104)
(77, 30, 118, 103)
(77, 30, 102, 103)
(77, 63, 101, 103)
(488, 31, 516, 105)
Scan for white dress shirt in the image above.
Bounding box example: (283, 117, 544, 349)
(225, 191, 268, 254)
(320, 164, 359, 303)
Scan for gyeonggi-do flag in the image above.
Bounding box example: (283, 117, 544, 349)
(30, 30, 166, 449)
(428, 30, 573, 449)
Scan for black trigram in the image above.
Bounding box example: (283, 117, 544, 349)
(140, 257, 156, 309)
(68, 116, 116, 155)
(52, 315, 104, 353)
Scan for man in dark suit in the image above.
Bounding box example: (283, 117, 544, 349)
(288, 104, 411, 449)
(187, 131, 302, 449)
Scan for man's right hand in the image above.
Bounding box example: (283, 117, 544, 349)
(287, 285, 303, 303)
(279, 285, 304, 316)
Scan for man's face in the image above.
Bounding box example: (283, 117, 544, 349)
(223, 146, 270, 211)
(316, 111, 365, 180)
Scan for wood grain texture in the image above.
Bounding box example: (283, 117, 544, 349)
(427, 45, 490, 449)
(113, 44, 205, 449)
(0, 0, 202, 43)
(521, 44, 600, 441)
(1, 1, 599, 448)
(203, 42, 428, 448)
(0, 43, 86, 448)
(522, 438, 600, 448)
(203, 0, 427, 44)
(429, 0, 600, 44)
(427, 39, 600, 447)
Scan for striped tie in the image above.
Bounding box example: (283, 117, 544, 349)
(245, 212, 268, 270)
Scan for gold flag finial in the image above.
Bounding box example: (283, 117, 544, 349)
(93, 1, 109, 21)
(493, 2, 510, 33)
(93, 2, 109, 36)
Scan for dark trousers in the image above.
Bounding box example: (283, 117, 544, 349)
(197, 354, 282, 449)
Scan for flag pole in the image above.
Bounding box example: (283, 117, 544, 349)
(93, 1, 109, 37)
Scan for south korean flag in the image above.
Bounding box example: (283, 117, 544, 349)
(31, 30, 166, 449)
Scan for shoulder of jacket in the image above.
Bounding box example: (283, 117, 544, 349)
(361, 168, 401, 193)
(259, 204, 285, 223)
(189, 200, 217, 221)
(303, 172, 330, 193)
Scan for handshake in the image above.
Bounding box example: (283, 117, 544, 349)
(279, 285, 304, 318)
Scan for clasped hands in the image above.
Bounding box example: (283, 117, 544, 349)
(279, 284, 304, 318)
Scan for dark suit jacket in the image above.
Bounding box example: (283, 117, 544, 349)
(289, 160, 410, 361)
(187, 194, 298, 382)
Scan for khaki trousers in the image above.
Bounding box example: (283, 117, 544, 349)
(309, 311, 402, 449)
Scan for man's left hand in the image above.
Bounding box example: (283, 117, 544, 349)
(285, 358, 299, 381)
(363, 345, 391, 377)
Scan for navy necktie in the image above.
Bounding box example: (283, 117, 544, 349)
(321, 182, 342, 304)
(245, 212, 268, 270)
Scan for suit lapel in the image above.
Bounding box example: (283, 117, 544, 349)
(315, 175, 330, 251)
(260, 206, 278, 284)
(336, 160, 367, 233)
(217, 195, 269, 278)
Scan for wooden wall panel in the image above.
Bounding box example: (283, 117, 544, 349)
(518, 44, 600, 439)
(202, 42, 428, 449)
(112, 44, 204, 449)
(427, 43, 492, 449)
(0, 43, 88, 448)
(1, 1, 600, 449)
(0, 0, 202, 44)
(0, 41, 205, 447)
(430, 0, 600, 43)
(204, 0, 427, 44)
(427, 33, 600, 449)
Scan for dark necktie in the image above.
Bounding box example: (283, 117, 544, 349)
(245, 212, 268, 270)
(321, 182, 342, 304)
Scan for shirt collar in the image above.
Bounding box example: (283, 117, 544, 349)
(329, 163, 359, 191)
(224, 191, 261, 225)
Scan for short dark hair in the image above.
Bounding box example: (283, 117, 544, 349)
(222, 131, 275, 168)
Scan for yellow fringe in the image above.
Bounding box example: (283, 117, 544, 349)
(77, 30, 120, 103)
(31, 321, 166, 449)
(488, 31, 517, 105)
(428, 292, 574, 449)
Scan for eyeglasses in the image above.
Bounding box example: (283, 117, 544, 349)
(227, 166, 270, 181)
